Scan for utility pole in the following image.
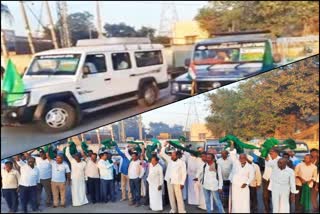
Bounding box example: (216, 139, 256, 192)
(109, 125, 114, 141)
(61, 1, 71, 47)
(19, 1, 35, 54)
(96, 1, 103, 38)
(121, 120, 126, 143)
(1, 31, 8, 58)
(138, 115, 143, 140)
(45, 1, 58, 49)
(96, 129, 101, 145)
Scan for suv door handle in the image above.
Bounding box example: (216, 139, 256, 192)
(104, 78, 111, 81)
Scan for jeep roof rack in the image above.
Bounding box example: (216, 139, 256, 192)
(76, 37, 151, 47)
(212, 30, 271, 36)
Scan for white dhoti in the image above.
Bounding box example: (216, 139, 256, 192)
(149, 184, 163, 211)
(231, 182, 250, 213)
(272, 187, 290, 213)
(195, 181, 207, 210)
(187, 175, 199, 205)
(71, 178, 89, 206)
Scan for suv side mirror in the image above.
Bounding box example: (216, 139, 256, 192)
(184, 58, 191, 67)
(273, 53, 281, 63)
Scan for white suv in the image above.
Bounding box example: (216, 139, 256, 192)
(2, 38, 169, 132)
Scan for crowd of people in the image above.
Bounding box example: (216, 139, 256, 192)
(1, 140, 319, 213)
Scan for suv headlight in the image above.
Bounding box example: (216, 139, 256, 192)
(172, 82, 179, 92)
(212, 82, 221, 89)
(7, 93, 30, 107)
(181, 84, 192, 91)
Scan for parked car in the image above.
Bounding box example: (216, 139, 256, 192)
(204, 139, 228, 159)
(2, 38, 169, 132)
(276, 140, 310, 161)
(171, 31, 281, 98)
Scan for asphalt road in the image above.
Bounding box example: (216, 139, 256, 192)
(1, 87, 178, 159)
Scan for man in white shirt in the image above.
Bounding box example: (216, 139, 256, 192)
(85, 152, 100, 204)
(47, 153, 71, 208)
(262, 148, 280, 213)
(160, 142, 187, 213)
(217, 150, 233, 209)
(97, 152, 114, 203)
(294, 154, 317, 212)
(147, 155, 164, 211)
(247, 155, 262, 213)
(128, 151, 145, 207)
(269, 158, 298, 213)
(1, 160, 20, 213)
(195, 153, 224, 213)
(17, 157, 40, 213)
(35, 150, 53, 207)
(228, 146, 254, 213)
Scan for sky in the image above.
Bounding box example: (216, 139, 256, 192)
(2, 1, 208, 36)
(141, 81, 240, 128)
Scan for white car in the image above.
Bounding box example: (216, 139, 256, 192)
(2, 38, 169, 132)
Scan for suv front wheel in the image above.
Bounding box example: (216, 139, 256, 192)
(138, 82, 159, 106)
(39, 101, 77, 132)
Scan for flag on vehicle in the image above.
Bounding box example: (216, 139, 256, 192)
(262, 41, 274, 70)
(187, 61, 197, 80)
(2, 59, 25, 105)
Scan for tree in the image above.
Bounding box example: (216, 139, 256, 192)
(151, 36, 171, 45)
(149, 122, 184, 138)
(136, 26, 156, 38)
(103, 22, 156, 38)
(1, 3, 13, 25)
(104, 22, 136, 37)
(44, 11, 98, 46)
(205, 55, 319, 139)
(195, 1, 319, 37)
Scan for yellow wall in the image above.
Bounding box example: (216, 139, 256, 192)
(1, 53, 33, 74)
(172, 21, 209, 45)
(190, 123, 215, 141)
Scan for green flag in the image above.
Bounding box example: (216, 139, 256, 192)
(262, 41, 274, 71)
(2, 59, 25, 105)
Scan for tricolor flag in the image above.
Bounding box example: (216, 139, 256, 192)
(2, 59, 25, 105)
(187, 61, 197, 80)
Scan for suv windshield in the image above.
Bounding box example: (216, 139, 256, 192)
(27, 54, 81, 75)
(194, 42, 266, 65)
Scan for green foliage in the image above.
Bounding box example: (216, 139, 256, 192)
(205, 55, 319, 139)
(104, 22, 156, 38)
(195, 1, 319, 36)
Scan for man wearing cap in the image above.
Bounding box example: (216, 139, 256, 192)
(65, 146, 88, 207)
(1, 160, 20, 213)
(247, 155, 262, 213)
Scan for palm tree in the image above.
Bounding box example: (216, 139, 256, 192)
(1, 3, 14, 57)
